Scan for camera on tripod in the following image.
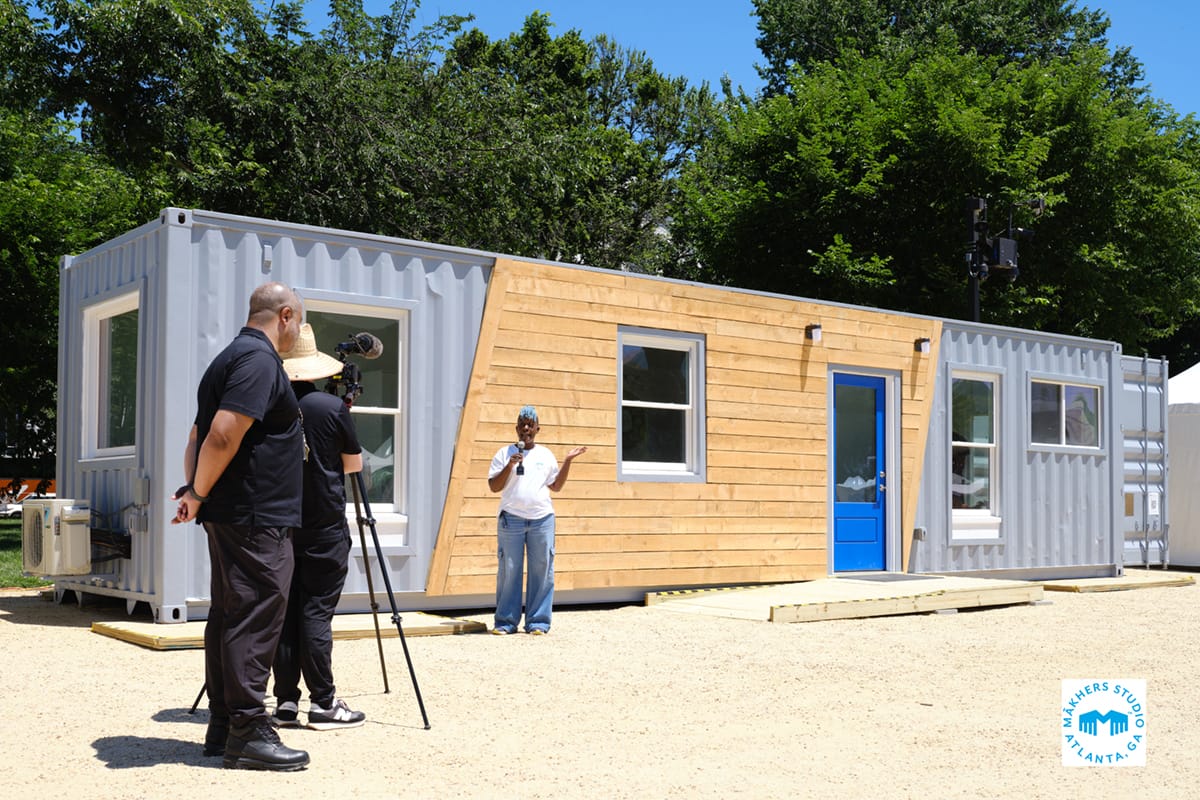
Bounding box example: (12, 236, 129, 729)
(323, 332, 383, 406)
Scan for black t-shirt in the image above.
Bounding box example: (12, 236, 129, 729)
(295, 382, 362, 535)
(194, 327, 303, 527)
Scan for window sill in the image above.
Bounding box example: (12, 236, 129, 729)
(80, 453, 138, 467)
(618, 469, 706, 484)
(951, 512, 1002, 543)
(347, 511, 408, 548)
(1028, 444, 1105, 458)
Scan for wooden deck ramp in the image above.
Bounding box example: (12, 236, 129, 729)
(646, 575, 1043, 623)
(92, 611, 486, 650)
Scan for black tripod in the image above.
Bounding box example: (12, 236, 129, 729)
(188, 471, 430, 730)
(349, 469, 430, 728)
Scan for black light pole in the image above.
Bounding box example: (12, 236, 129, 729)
(966, 197, 988, 322)
(965, 196, 1037, 322)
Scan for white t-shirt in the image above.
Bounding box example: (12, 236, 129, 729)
(489, 443, 560, 520)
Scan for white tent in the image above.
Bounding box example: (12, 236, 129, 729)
(1168, 362, 1200, 565)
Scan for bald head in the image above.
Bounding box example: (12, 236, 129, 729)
(247, 282, 299, 324)
(246, 282, 303, 353)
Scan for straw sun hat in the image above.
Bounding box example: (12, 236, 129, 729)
(280, 324, 344, 382)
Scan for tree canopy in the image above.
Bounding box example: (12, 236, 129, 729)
(677, 0, 1200, 344)
(1, 0, 1199, 466)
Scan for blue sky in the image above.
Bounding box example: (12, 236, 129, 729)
(317, 1, 1197, 117)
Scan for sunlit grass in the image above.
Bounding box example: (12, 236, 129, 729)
(0, 518, 53, 588)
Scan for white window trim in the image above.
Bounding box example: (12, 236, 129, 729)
(950, 370, 1001, 542)
(1028, 376, 1104, 452)
(300, 292, 411, 545)
(82, 290, 140, 460)
(617, 327, 706, 483)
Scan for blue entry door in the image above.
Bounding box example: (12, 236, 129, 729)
(832, 373, 887, 571)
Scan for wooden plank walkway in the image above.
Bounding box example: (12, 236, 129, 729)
(92, 611, 486, 651)
(647, 575, 1044, 623)
(1041, 569, 1195, 593)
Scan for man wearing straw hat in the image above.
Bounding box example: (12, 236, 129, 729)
(271, 323, 367, 731)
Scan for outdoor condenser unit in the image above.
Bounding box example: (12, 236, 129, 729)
(21, 499, 92, 577)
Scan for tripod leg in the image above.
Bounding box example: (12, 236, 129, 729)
(355, 471, 431, 729)
(351, 475, 390, 693)
(189, 682, 206, 714)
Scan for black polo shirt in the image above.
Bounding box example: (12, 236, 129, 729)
(194, 327, 303, 527)
(294, 382, 362, 535)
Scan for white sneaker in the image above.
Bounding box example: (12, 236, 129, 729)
(307, 698, 366, 731)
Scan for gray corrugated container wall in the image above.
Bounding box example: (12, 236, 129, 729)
(56, 209, 493, 621)
(909, 322, 1125, 578)
(1120, 354, 1169, 567)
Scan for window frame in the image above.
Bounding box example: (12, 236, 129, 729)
(1028, 377, 1103, 451)
(82, 289, 141, 460)
(617, 326, 706, 483)
(299, 290, 413, 545)
(949, 369, 1002, 542)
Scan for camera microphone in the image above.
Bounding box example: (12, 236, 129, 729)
(335, 332, 384, 359)
(515, 441, 525, 475)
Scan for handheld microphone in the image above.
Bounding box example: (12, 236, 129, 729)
(335, 332, 384, 359)
(515, 441, 525, 475)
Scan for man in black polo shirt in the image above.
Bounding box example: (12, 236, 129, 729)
(171, 281, 309, 771)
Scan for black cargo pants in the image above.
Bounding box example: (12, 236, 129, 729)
(203, 522, 294, 731)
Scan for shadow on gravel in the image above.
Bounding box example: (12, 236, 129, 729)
(0, 590, 151, 629)
(92, 734, 214, 769)
(93, 708, 219, 769)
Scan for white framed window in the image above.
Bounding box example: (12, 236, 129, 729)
(950, 371, 1001, 540)
(1031, 380, 1101, 448)
(303, 300, 407, 529)
(83, 291, 140, 458)
(618, 327, 706, 482)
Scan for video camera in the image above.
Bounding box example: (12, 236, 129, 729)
(324, 332, 384, 406)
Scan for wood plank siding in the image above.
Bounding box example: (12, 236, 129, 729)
(425, 258, 942, 596)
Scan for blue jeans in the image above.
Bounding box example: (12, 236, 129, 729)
(495, 511, 555, 633)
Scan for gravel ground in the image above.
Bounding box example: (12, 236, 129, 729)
(2, 578, 1197, 799)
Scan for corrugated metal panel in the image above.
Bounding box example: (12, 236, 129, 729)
(1120, 355, 1169, 566)
(910, 323, 1122, 578)
(56, 209, 493, 620)
(57, 216, 168, 615)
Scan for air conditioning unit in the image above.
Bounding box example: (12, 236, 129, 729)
(22, 499, 92, 577)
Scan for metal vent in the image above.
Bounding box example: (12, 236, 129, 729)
(23, 511, 44, 570)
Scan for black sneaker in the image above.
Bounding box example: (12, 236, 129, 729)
(273, 701, 300, 728)
(202, 716, 229, 757)
(223, 722, 310, 771)
(307, 698, 366, 731)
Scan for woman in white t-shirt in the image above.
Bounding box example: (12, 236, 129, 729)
(487, 405, 587, 635)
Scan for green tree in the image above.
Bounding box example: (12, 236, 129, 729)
(41, 0, 262, 175)
(438, 14, 716, 270)
(676, 1, 1200, 353)
(31, 1, 674, 268)
(752, 0, 1112, 95)
(0, 110, 141, 463)
(1, 1, 144, 465)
